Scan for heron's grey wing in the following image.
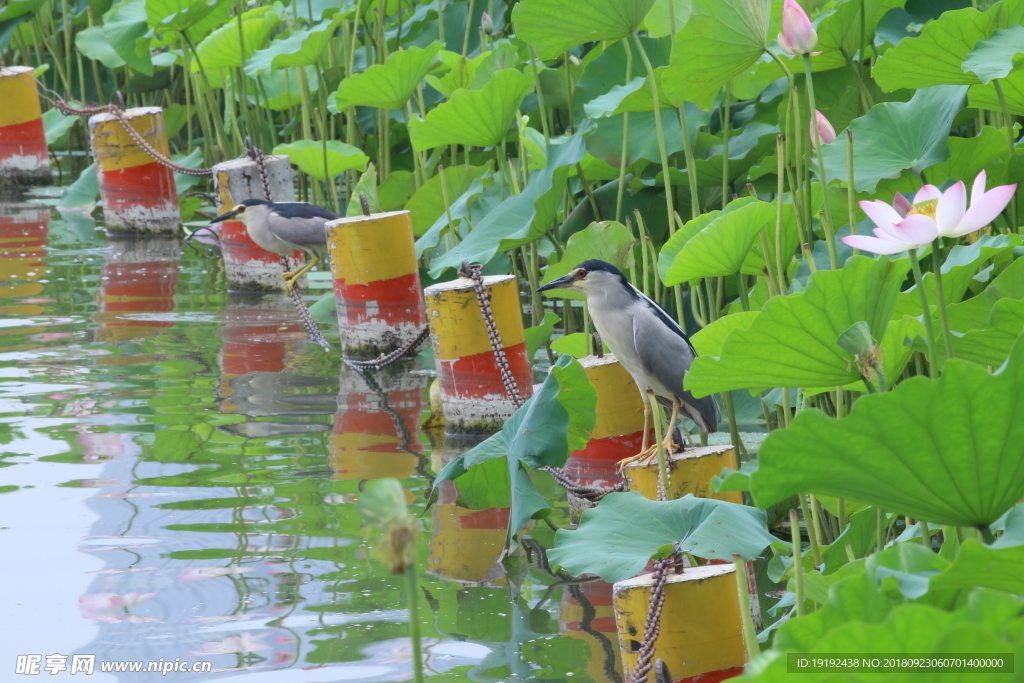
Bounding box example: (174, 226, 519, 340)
(267, 204, 336, 247)
(631, 305, 721, 433)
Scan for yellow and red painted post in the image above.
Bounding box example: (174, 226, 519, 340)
(614, 564, 746, 682)
(0, 203, 49, 310)
(329, 365, 427, 481)
(88, 107, 179, 235)
(0, 67, 50, 187)
(563, 353, 645, 522)
(325, 210, 425, 358)
(212, 156, 301, 292)
(94, 239, 180, 343)
(423, 274, 533, 434)
(622, 444, 743, 504)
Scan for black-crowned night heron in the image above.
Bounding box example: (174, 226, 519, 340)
(210, 198, 339, 290)
(537, 259, 720, 468)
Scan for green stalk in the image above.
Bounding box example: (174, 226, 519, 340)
(800, 494, 823, 566)
(846, 129, 859, 254)
(436, 0, 445, 43)
(564, 52, 575, 131)
(721, 82, 731, 210)
(804, 55, 838, 270)
(526, 46, 550, 144)
(876, 507, 885, 552)
(647, 392, 672, 501)
(461, 0, 476, 56)
(759, 229, 779, 297)
(732, 554, 760, 659)
(931, 239, 955, 362)
(616, 37, 633, 222)
(183, 35, 230, 158)
(908, 248, 939, 377)
(790, 509, 805, 617)
(920, 520, 932, 550)
(406, 564, 424, 683)
(775, 135, 788, 291)
(993, 79, 1018, 231)
(631, 32, 674, 222)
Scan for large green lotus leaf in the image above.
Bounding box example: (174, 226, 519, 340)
(931, 540, 1024, 595)
(963, 25, 1024, 84)
(415, 177, 490, 256)
(690, 311, 760, 358)
(547, 492, 781, 583)
(253, 66, 319, 111)
(0, 0, 39, 21)
(59, 164, 99, 209)
(926, 126, 1010, 184)
(942, 297, 1024, 368)
(104, 0, 154, 75)
(751, 336, 1024, 527)
(405, 164, 490, 235)
(664, 199, 775, 285)
(432, 355, 597, 539)
(585, 110, 687, 167)
(686, 256, 911, 395)
(817, 85, 968, 193)
(969, 65, 1024, 115)
(657, 198, 756, 283)
(356, 478, 408, 529)
(660, 0, 773, 111)
(427, 124, 589, 276)
(873, 0, 1024, 92)
(741, 202, 799, 278)
(525, 312, 561, 361)
(77, 26, 127, 68)
(42, 109, 78, 147)
(147, 0, 233, 44)
(641, 0, 691, 38)
(377, 171, 416, 212)
(245, 14, 342, 75)
(273, 139, 369, 180)
(540, 220, 636, 301)
(511, 0, 657, 60)
(333, 42, 443, 111)
(192, 5, 280, 71)
(408, 69, 534, 150)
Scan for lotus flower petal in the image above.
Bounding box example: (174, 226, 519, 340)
(893, 192, 913, 217)
(914, 185, 942, 203)
(841, 234, 911, 255)
(780, 0, 817, 55)
(893, 214, 938, 245)
(859, 200, 904, 239)
(954, 183, 1018, 236)
(935, 181, 966, 234)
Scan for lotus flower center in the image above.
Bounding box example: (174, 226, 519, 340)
(907, 199, 938, 221)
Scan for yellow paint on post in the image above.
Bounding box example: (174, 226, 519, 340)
(214, 170, 235, 212)
(326, 211, 417, 285)
(614, 564, 745, 679)
(0, 67, 42, 127)
(424, 275, 524, 359)
(89, 108, 171, 173)
(328, 432, 418, 480)
(623, 444, 743, 503)
(428, 505, 507, 586)
(580, 354, 645, 439)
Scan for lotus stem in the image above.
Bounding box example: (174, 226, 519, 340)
(631, 31, 674, 223)
(846, 129, 858, 255)
(804, 55, 838, 269)
(930, 239, 955, 362)
(526, 46, 551, 144)
(920, 520, 932, 550)
(732, 554, 760, 660)
(790, 509, 805, 617)
(993, 79, 1019, 232)
(616, 37, 633, 222)
(722, 82, 731, 210)
(799, 494, 822, 566)
(908, 248, 940, 377)
(407, 563, 425, 683)
(876, 506, 885, 553)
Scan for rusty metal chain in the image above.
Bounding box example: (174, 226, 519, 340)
(459, 260, 525, 409)
(344, 327, 430, 369)
(541, 464, 625, 503)
(245, 136, 273, 199)
(30, 79, 213, 177)
(629, 542, 684, 683)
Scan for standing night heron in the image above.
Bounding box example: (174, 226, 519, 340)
(210, 198, 339, 290)
(537, 259, 720, 467)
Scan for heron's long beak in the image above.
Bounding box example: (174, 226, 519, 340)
(210, 209, 239, 224)
(537, 274, 575, 293)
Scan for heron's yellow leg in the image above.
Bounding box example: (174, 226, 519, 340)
(662, 397, 680, 454)
(283, 252, 321, 291)
(617, 400, 653, 471)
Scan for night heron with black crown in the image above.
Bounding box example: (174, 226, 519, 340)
(210, 198, 339, 290)
(537, 259, 720, 468)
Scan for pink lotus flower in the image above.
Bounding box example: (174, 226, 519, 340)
(273, 651, 295, 665)
(842, 171, 1017, 255)
(481, 11, 493, 34)
(778, 0, 818, 56)
(810, 110, 835, 149)
(79, 592, 159, 623)
(188, 632, 271, 655)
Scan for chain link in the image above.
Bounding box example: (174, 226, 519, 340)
(344, 327, 430, 369)
(541, 465, 625, 502)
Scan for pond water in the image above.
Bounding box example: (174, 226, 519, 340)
(1, 196, 623, 682)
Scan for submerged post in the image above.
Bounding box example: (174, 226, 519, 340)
(0, 67, 50, 187)
(423, 274, 533, 435)
(622, 444, 743, 504)
(88, 107, 179, 235)
(325, 210, 426, 358)
(564, 354, 645, 522)
(613, 565, 746, 681)
(212, 155, 300, 292)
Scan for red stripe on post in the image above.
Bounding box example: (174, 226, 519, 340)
(436, 342, 533, 400)
(334, 271, 425, 327)
(98, 160, 177, 210)
(0, 119, 48, 160)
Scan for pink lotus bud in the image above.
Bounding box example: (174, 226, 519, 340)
(481, 11, 493, 34)
(778, 0, 818, 56)
(810, 110, 836, 149)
